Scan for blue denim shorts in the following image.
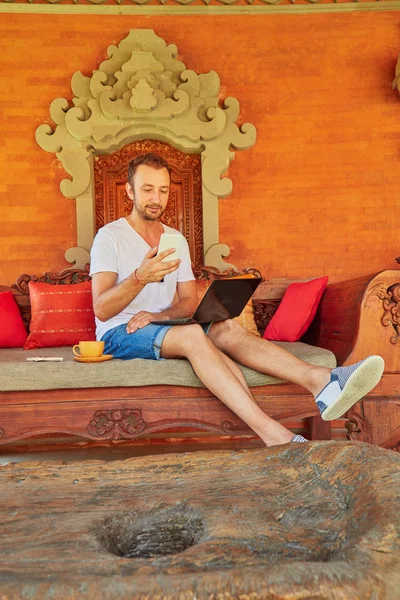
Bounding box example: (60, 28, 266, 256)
(101, 322, 212, 360)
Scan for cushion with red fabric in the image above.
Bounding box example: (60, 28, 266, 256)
(0, 291, 28, 348)
(24, 281, 96, 349)
(263, 276, 328, 342)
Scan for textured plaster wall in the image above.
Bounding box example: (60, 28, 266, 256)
(0, 13, 400, 285)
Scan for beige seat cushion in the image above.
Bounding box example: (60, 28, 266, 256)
(0, 342, 336, 392)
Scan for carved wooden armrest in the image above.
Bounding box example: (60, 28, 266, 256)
(305, 269, 400, 368)
(380, 282, 400, 345)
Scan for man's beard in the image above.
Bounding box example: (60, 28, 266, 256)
(135, 203, 166, 221)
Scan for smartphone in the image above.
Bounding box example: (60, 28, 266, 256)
(157, 233, 184, 263)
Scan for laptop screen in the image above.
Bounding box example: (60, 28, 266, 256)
(193, 278, 262, 323)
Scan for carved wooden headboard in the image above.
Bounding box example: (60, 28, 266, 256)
(94, 139, 205, 270)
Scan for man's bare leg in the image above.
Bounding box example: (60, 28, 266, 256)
(161, 324, 294, 446)
(208, 320, 331, 396)
(208, 320, 385, 422)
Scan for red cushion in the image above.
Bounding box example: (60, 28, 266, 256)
(263, 276, 328, 342)
(0, 291, 28, 348)
(24, 281, 96, 349)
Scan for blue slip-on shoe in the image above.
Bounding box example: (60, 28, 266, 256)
(291, 434, 308, 443)
(316, 355, 385, 421)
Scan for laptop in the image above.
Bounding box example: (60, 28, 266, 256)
(152, 278, 262, 326)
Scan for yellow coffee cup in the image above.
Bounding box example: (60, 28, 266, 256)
(73, 341, 105, 358)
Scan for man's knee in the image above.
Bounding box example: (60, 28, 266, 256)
(180, 323, 207, 346)
(209, 319, 243, 345)
(162, 323, 207, 357)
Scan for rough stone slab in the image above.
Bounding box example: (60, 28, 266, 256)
(0, 441, 399, 599)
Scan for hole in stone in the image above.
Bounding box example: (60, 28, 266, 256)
(96, 503, 205, 559)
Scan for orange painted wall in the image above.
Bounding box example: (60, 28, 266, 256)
(1, 12, 400, 286)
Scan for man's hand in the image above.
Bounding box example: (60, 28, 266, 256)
(126, 311, 167, 334)
(135, 246, 180, 284)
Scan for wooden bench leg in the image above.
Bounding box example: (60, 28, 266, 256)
(308, 415, 332, 440)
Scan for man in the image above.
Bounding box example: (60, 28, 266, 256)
(90, 153, 384, 446)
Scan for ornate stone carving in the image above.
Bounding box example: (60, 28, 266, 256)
(64, 247, 92, 271)
(369, 282, 400, 345)
(35, 29, 256, 271)
(204, 243, 236, 272)
(87, 409, 146, 440)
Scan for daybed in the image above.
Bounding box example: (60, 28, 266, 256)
(0, 265, 399, 452)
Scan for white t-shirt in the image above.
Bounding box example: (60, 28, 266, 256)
(90, 218, 194, 340)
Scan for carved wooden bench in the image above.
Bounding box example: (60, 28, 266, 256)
(0, 267, 399, 452)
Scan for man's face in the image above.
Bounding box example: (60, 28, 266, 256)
(126, 164, 170, 221)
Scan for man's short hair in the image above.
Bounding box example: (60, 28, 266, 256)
(128, 153, 171, 187)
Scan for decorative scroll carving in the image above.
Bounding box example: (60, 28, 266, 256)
(0, 428, 4, 440)
(147, 419, 249, 436)
(204, 243, 236, 272)
(253, 300, 280, 335)
(12, 266, 91, 296)
(64, 248, 92, 270)
(192, 266, 261, 281)
(369, 281, 400, 345)
(87, 408, 250, 440)
(219, 420, 247, 434)
(381, 283, 400, 344)
(35, 29, 256, 271)
(94, 139, 204, 269)
(87, 409, 146, 440)
(346, 408, 400, 452)
(345, 409, 369, 443)
(0, 0, 391, 5)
